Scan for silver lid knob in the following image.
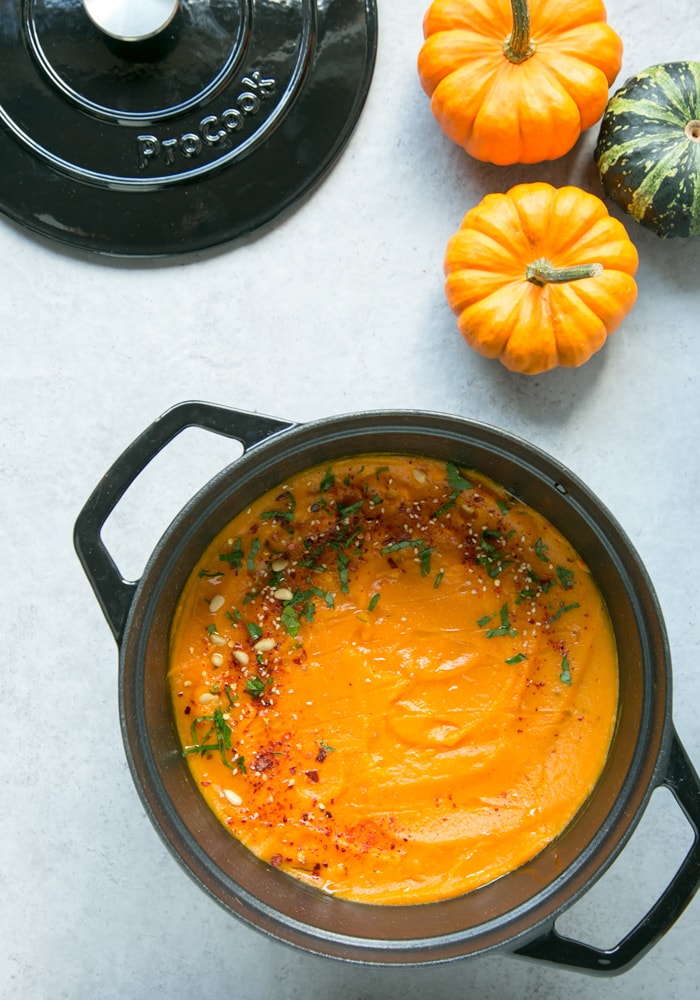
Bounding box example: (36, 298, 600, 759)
(83, 0, 180, 42)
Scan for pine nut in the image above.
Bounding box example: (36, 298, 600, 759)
(254, 637, 276, 652)
(210, 633, 227, 645)
(199, 692, 217, 704)
(210, 653, 224, 667)
(209, 594, 225, 613)
(223, 789, 243, 806)
(233, 650, 249, 665)
(273, 587, 294, 601)
(271, 558, 289, 572)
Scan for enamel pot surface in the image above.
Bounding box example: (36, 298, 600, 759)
(74, 401, 700, 974)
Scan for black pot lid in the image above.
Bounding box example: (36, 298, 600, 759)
(0, 0, 378, 257)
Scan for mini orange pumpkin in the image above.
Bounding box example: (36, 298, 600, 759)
(444, 182, 639, 374)
(418, 0, 623, 165)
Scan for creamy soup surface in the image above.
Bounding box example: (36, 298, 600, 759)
(169, 455, 618, 904)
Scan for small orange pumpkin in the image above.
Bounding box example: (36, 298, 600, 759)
(444, 182, 639, 374)
(418, 0, 623, 165)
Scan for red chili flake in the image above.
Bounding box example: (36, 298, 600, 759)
(251, 749, 277, 772)
(270, 854, 283, 867)
(306, 769, 320, 783)
(316, 746, 328, 763)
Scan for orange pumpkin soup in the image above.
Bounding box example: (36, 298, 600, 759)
(168, 455, 618, 905)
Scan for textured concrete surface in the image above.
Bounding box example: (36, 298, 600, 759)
(2, 1, 699, 997)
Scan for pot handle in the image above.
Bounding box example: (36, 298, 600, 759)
(74, 400, 294, 643)
(514, 728, 700, 975)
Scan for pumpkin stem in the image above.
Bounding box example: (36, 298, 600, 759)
(526, 258, 604, 286)
(504, 0, 536, 64)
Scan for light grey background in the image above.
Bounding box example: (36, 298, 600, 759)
(2, 1, 699, 997)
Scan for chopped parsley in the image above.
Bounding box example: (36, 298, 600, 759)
(556, 566, 576, 590)
(319, 468, 335, 492)
(247, 537, 261, 572)
(548, 602, 580, 623)
(184, 707, 235, 769)
(219, 538, 244, 569)
(484, 603, 517, 639)
(535, 538, 549, 563)
(446, 461, 473, 493)
(506, 652, 527, 665)
(245, 675, 267, 698)
(560, 656, 572, 685)
(260, 491, 296, 523)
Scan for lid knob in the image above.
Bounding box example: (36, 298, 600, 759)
(83, 0, 180, 42)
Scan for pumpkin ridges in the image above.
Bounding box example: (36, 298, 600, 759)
(423, 0, 512, 38)
(418, 32, 501, 97)
(419, 0, 623, 165)
(471, 63, 581, 163)
(555, 231, 639, 276)
(429, 58, 503, 147)
(447, 198, 536, 267)
(445, 227, 528, 275)
(546, 285, 608, 367)
(456, 284, 535, 360)
(571, 272, 639, 335)
(534, 46, 618, 130)
(527, 0, 610, 35)
(497, 288, 561, 373)
(508, 182, 559, 247)
(446, 270, 522, 313)
(443, 182, 638, 374)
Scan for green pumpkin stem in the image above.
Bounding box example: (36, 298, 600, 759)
(526, 258, 604, 286)
(504, 0, 536, 63)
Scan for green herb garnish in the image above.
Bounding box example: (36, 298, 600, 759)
(320, 468, 335, 492)
(560, 656, 572, 685)
(184, 707, 234, 769)
(338, 552, 350, 593)
(506, 652, 527, 664)
(245, 676, 266, 698)
(280, 604, 302, 637)
(261, 491, 296, 524)
(548, 602, 580, 623)
(338, 499, 364, 519)
(535, 538, 549, 562)
(219, 538, 244, 569)
(245, 621, 263, 641)
(485, 603, 518, 639)
(556, 566, 575, 590)
(247, 537, 261, 572)
(446, 461, 473, 493)
(368, 593, 380, 612)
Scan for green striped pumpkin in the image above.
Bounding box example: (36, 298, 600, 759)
(594, 62, 700, 238)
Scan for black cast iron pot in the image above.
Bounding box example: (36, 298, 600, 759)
(74, 401, 700, 974)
